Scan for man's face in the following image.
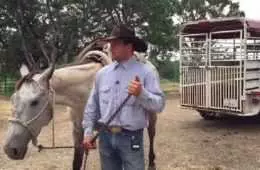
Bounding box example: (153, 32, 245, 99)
(110, 39, 132, 61)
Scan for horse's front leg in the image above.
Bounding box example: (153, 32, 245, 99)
(72, 120, 84, 170)
(148, 113, 157, 170)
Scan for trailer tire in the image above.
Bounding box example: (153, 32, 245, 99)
(199, 112, 218, 120)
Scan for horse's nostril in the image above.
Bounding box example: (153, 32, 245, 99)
(13, 148, 18, 156)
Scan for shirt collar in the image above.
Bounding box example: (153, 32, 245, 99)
(113, 57, 136, 70)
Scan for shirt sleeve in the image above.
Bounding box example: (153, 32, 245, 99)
(82, 73, 101, 137)
(136, 69, 165, 113)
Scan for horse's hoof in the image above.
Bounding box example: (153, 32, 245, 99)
(148, 165, 156, 170)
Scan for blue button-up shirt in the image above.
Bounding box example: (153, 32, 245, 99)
(82, 57, 165, 136)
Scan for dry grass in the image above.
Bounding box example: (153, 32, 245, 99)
(0, 99, 11, 121)
(160, 79, 179, 94)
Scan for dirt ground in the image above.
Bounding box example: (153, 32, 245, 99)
(2, 95, 260, 170)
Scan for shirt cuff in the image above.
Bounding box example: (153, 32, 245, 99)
(137, 87, 150, 102)
(84, 127, 94, 137)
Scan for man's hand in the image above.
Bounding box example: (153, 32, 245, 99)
(128, 76, 142, 97)
(83, 136, 97, 150)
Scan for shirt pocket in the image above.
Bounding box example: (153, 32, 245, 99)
(99, 85, 111, 105)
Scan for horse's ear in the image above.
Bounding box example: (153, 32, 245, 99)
(20, 64, 30, 77)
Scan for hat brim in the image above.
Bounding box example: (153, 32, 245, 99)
(103, 36, 147, 53)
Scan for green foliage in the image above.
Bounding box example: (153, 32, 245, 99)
(176, 0, 244, 22)
(157, 59, 179, 81)
(0, 73, 18, 96)
(0, 0, 244, 80)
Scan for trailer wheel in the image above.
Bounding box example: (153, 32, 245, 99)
(199, 112, 218, 120)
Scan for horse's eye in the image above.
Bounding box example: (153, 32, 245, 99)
(31, 100, 38, 106)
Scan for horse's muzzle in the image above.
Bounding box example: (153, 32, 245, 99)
(3, 145, 27, 160)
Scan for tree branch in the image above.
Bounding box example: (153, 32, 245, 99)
(46, 0, 59, 63)
(121, 1, 128, 24)
(16, 0, 36, 70)
(113, 7, 123, 24)
(108, 8, 117, 25)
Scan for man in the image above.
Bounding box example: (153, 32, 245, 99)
(82, 24, 165, 170)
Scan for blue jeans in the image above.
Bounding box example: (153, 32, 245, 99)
(98, 129, 145, 170)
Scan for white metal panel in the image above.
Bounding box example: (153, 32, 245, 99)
(246, 71, 260, 80)
(180, 31, 244, 112)
(246, 61, 260, 69)
(206, 66, 241, 111)
(245, 80, 259, 90)
(181, 67, 207, 108)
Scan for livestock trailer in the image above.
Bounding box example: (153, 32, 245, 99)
(179, 17, 260, 119)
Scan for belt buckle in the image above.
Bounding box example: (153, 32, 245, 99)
(110, 127, 122, 133)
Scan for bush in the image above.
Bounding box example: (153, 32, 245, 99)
(157, 60, 179, 82)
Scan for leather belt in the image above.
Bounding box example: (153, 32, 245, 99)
(106, 126, 143, 134)
(95, 123, 143, 134)
(108, 126, 122, 133)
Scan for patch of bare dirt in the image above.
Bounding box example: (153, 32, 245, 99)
(1, 96, 260, 169)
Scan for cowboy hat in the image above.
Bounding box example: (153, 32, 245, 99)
(104, 24, 148, 53)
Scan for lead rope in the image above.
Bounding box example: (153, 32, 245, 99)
(52, 115, 55, 147)
(50, 88, 56, 148)
(82, 150, 88, 170)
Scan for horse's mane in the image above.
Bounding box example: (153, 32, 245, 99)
(15, 70, 41, 90)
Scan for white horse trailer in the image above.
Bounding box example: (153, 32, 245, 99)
(179, 18, 260, 119)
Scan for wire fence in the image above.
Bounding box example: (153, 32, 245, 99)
(0, 73, 17, 97)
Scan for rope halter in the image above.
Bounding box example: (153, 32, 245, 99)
(8, 87, 55, 146)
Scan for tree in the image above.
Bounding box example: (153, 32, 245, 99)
(0, 0, 244, 76)
(176, 0, 244, 23)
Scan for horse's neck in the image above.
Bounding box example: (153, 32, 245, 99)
(50, 63, 102, 109)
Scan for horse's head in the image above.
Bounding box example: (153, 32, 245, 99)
(3, 64, 55, 160)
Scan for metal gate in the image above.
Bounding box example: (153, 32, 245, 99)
(180, 30, 244, 112)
